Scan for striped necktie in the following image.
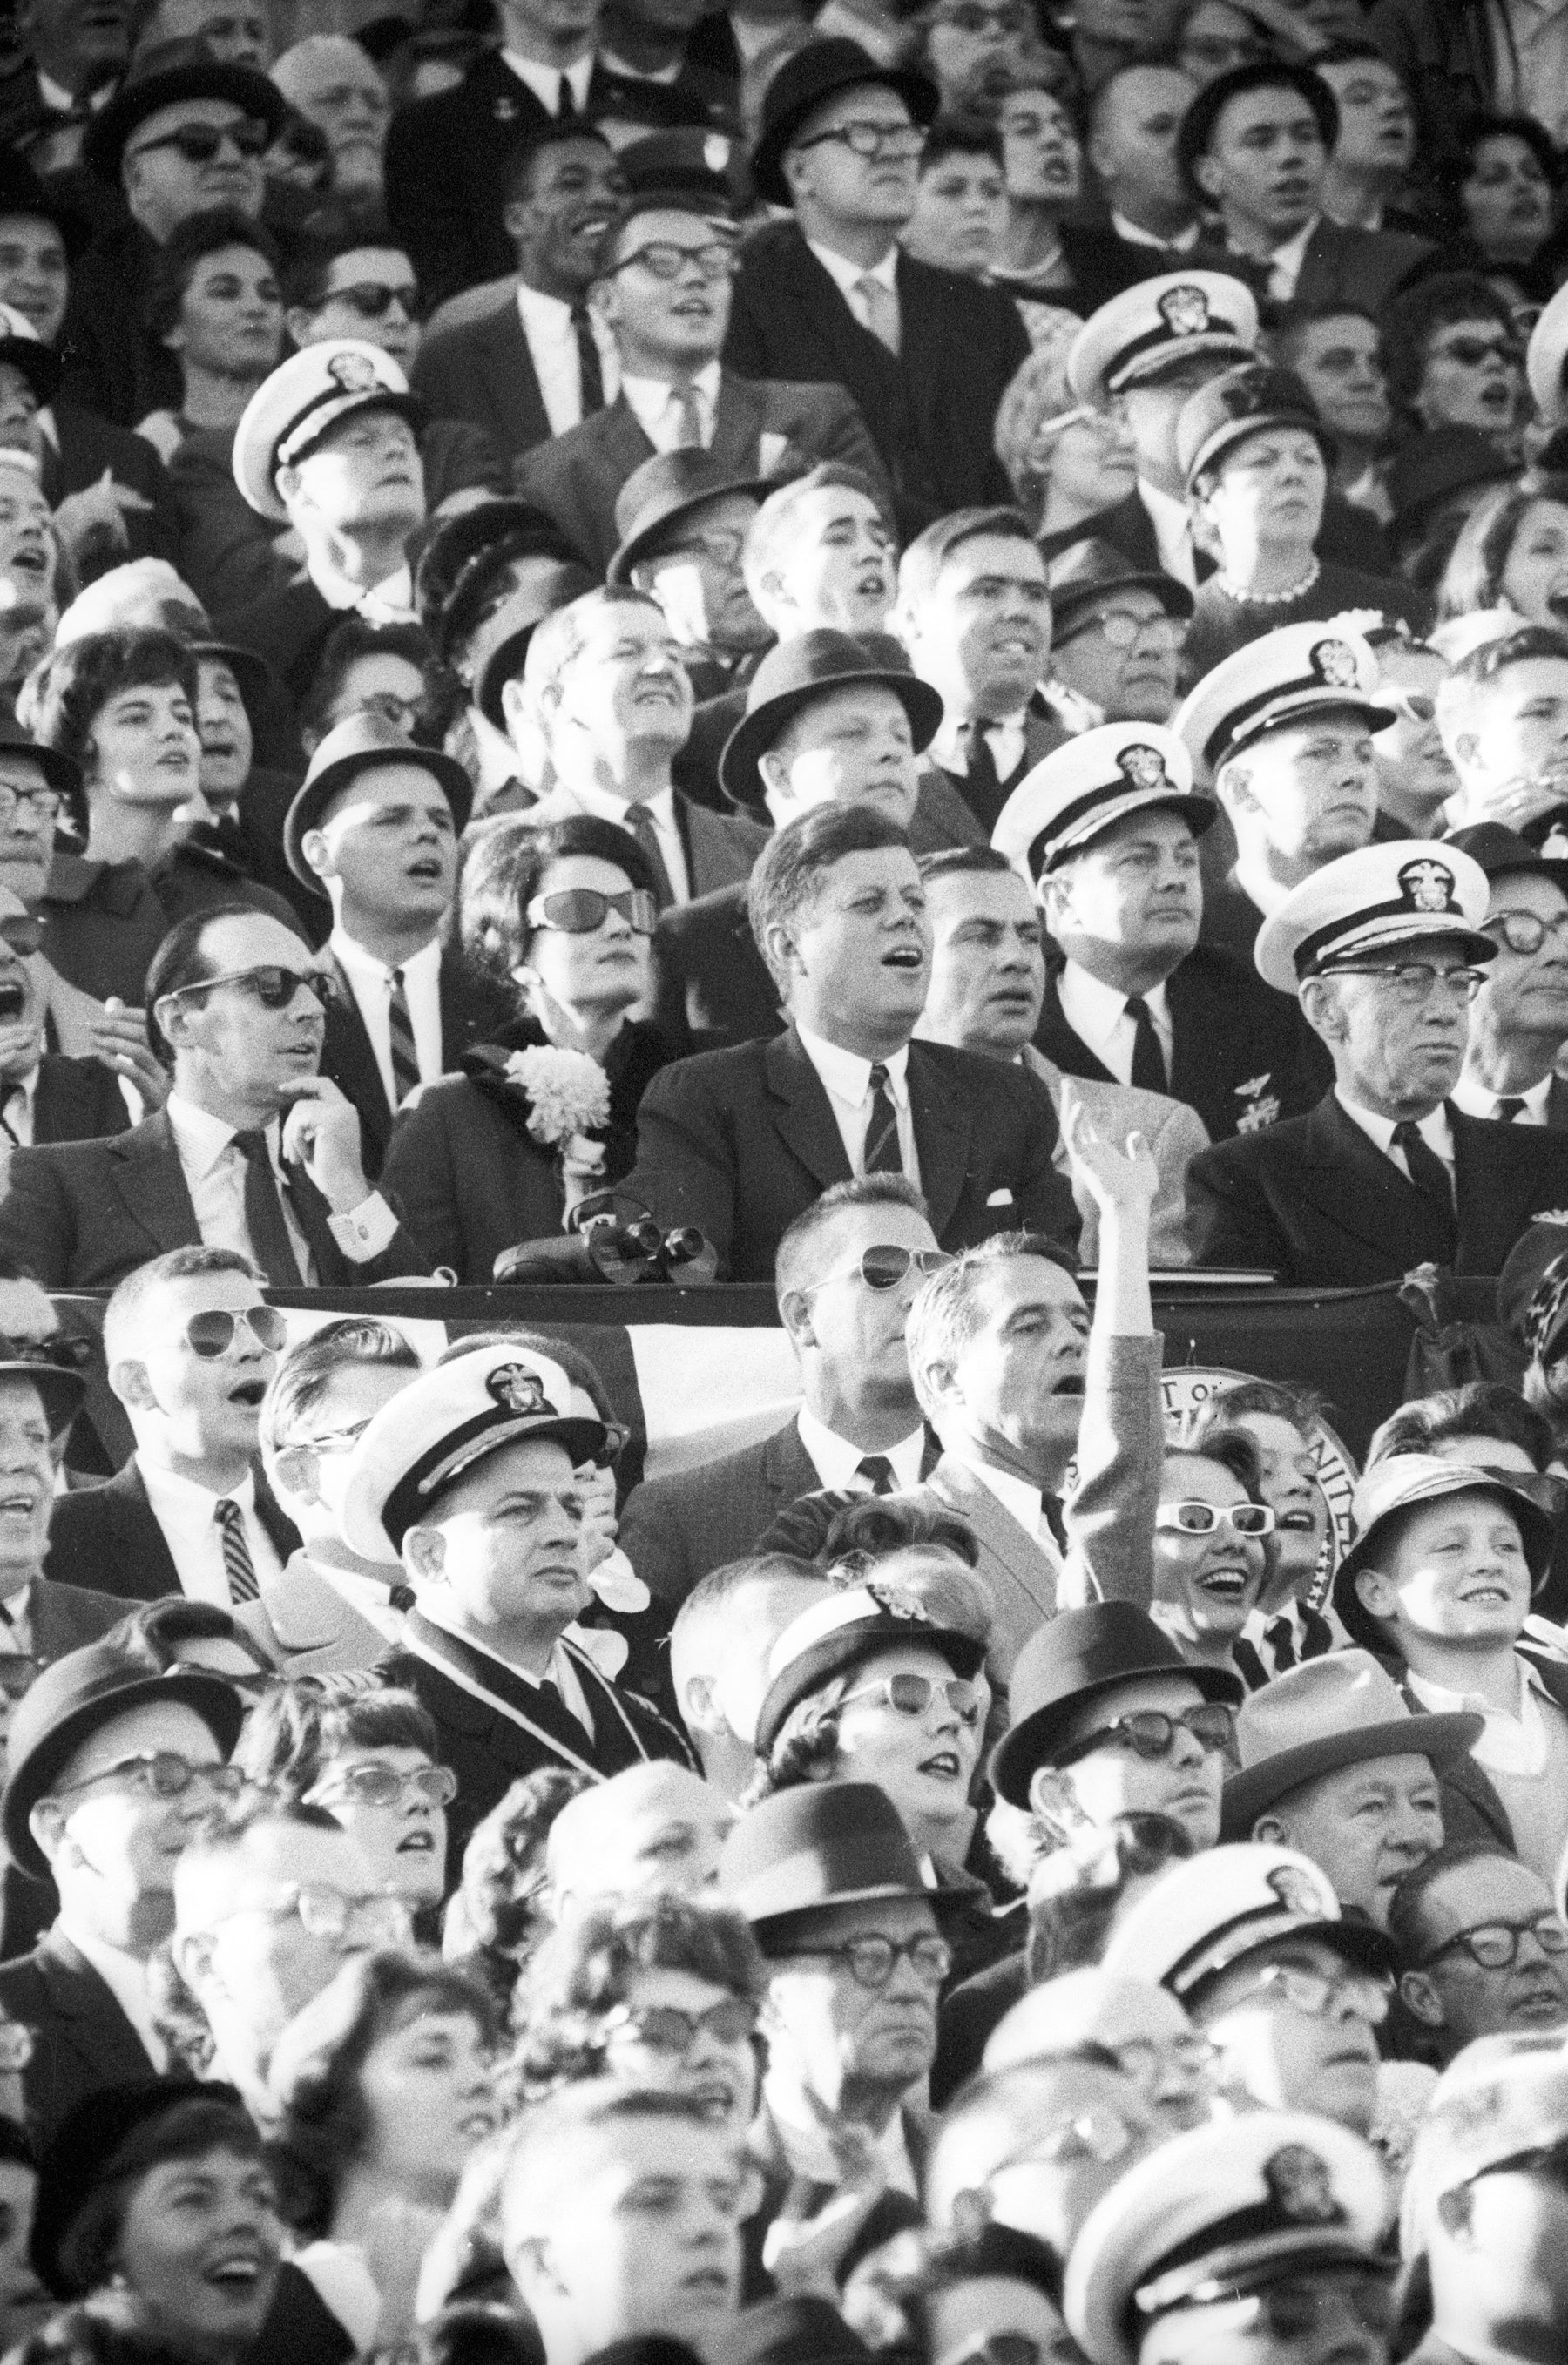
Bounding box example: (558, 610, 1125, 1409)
(214, 1497, 259, 1604)
(388, 967, 420, 1107)
(864, 1064, 903, 1175)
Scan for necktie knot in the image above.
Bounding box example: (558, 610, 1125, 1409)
(670, 382, 704, 448)
(1125, 996, 1168, 1093)
(622, 801, 675, 909)
(1392, 1118, 1456, 1232)
(855, 1454, 896, 1496)
(1495, 1096, 1527, 1122)
(855, 271, 901, 355)
(863, 1064, 902, 1176)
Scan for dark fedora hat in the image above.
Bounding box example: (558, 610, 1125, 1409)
(0, 150, 91, 262)
(753, 1582, 986, 1759)
(1447, 821, 1568, 900)
(86, 37, 289, 183)
(720, 626, 943, 809)
(718, 1780, 967, 1930)
(1177, 362, 1335, 490)
(714, 2296, 875, 2365)
(608, 449, 771, 587)
(0, 1335, 88, 1440)
(1383, 424, 1512, 534)
(3, 1644, 245, 1882)
(1047, 536, 1194, 633)
(1174, 59, 1339, 203)
(284, 709, 474, 893)
(750, 38, 938, 209)
(990, 1602, 1243, 1809)
(33, 2077, 248, 2298)
(0, 717, 80, 803)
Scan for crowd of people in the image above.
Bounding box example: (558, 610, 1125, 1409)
(8, 0, 1568, 2362)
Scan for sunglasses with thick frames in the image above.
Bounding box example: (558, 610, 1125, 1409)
(839, 1672, 984, 1728)
(181, 1305, 288, 1360)
(53, 1753, 246, 1803)
(308, 1761, 458, 1811)
(1155, 1499, 1275, 1537)
(801, 1244, 952, 1295)
(0, 787, 61, 831)
(1429, 334, 1521, 367)
(166, 964, 343, 1012)
(525, 888, 659, 936)
(1487, 909, 1568, 955)
(770, 1932, 952, 1989)
(601, 240, 738, 283)
(600, 1997, 759, 2052)
(1052, 1703, 1237, 1767)
(129, 118, 270, 164)
(332, 280, 420, 321)
(1416, 1912, 1568, 1970)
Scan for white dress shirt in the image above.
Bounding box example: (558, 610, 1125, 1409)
(165, 1092, 398, 1276)
(951, 1448, 1056, 1549)
(569, 780, 690, 903)
(805, 236, 900, 342)
(311, 558, 415, 623)
(500, 48, 596, 115)
(1333, 1086, 1456, 1187)
(0, 1067, 37, 1146)
(1111, 212, 1200, 252)
(330, 929, 444, 1112)
(1265, 216, 1318, 302)
(1138, 480, 1198, 591)
(1057, 962, 1174, 1091)
(136, 1457, 285, 1610)
(0, 1585, 34, 1658)
(60, 1920, 167, 2071)
(515, 281, 621, 436)
(1450, 1071, 1554, 1125)
(765, 2075, 918, 2196)
(794, 1023, 921, 1183)
(930, 706, 1030, 786)
(796, 1406, 927, 1493)
(620, 358, 722, 454)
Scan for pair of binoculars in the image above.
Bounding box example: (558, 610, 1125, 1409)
(493, 1192, 718, 1286)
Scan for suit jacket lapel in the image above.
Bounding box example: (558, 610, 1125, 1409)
(600, 397, 657, 490)
(1294, 1095, 1450, 1262)
(37, 1927, 158, 2077)
(907, 1042, 971, 1241)
(107, 1112, 200, 1256)
(762, 1418, 816, 1503)
(711, 374, 764, 472)
(488, 306, 550, 452)
(935, 1455, 1058, 1614)
(764, 1028, 853, 1193)
(322, 955, 395, 1131)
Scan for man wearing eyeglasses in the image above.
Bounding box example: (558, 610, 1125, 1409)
(0, 905, 429, 1290)
(1186, 832, 1568, 1282)
(1046, 542, 1192, 728)
(0, 1639, 245, 2142)
(1447, 826, 1568, 1129)
(517, 169, 884, 581)
(1391, 1847, 1568, 2061)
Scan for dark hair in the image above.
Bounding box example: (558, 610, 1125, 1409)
(919, 113, 1004, 172)
(917, 844, 1017, 884)
(297, 616, 445, 753)
(260, 1316, 422, 1456)
(1195, 1375, 1327, 1438)
(57, 2096, 269, 2301)
(148, 205, 281, 347)
(1176, 61, 1339, 201)
(1367, 1380, 1554, 1472)
(1443, 111, 1561, 213)
(280, 208, 414, 314)
(1435, 479, 1568, 622)
(1024, 1814, 1197, 1981)
(510, 1891, 764, 2097)
(1386, 1838, 1524, 1967)
(458, 813, 657, 990)
(30, 628, 199, 794)
(443, 1768, 591, 2002)
(747, 804, 911, 990)
(1382, 273, 1519, 414)
(144, 903, 308, 1069)
(502, 119, 617, 211)
(268, 1950, 497, 2233)
(1166, 1422, 1267, 1497)
(1269, 300, 1382, 360)
(233, 1680, 439, 1800)
(104, 1598, 275, 1683)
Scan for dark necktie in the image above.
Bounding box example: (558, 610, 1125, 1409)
(1392, 1119, 1456, 1234)
(856, 1455, 896, 1496)
(1125, 995, 1168, 1093)
(622, 801, 676, 909)
(234, 1129, 304, 1289)
(555, 71, 579, 118)
(571, 300, 605, 415)
(864, 1063, 903, 1175)
(213, 1497, 260, 1604)
(954, 717, 1004, 833)
(1495, 1096, 1527, 1122)
(0, 1089, 20, 1147)
(387, 968, 420, 1109)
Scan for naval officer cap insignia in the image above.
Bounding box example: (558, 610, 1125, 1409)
(340, 1341, 609, 1562)
(233, 337, 427, 523)
(1066, 268, 1259, 407)
(992, 720, 1213, 879)
(1064, 2112, 1390, 2365)
(1173, 620, 1394, 780)
(1254, 837, 1496, 996)
(1099, 1841, 1390, 2001)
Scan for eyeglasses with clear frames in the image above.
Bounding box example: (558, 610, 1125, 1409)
(307, 1761, 459, 1812)
(244, 1882, 414, 1942)
(1057, 610, 1186, 653)
(1240, 1961, 1391, 2024)
(838, 1672, 985, 1728)
(791, 121, 927, 160)
(1324, 963, 1487, 1003)
(52, 1753, 246, 1804)
(990, 2107, 1140, 2171)
(602, 240, 739, 283)
(0, 786, 61, 829)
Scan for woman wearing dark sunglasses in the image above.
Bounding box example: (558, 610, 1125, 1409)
(382, 814, 686, 1282)
(1383, 272, 1528, 460)
(1151, 1429, 1279, 1693)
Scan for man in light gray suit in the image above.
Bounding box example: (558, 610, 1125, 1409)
(904, 1096, 1163, 1681)
(616, 1174, 941, 1612)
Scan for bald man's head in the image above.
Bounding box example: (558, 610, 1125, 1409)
(546, 1761, 736, 1915)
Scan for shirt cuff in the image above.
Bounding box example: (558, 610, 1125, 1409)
(327, 1193, 399, 1262)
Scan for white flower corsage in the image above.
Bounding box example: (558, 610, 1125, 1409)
(503, 1044, 611, 1146)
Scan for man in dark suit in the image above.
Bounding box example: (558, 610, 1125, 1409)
(0, 886, 132, 1151)
(619, 1173, 943, 1609)
(0, 904, 431, 1291)
(517, 183, 886, 581)
(341, 1343, 690, 1868)
(1448, 826, 1568, 1130)
(625, 804, 1079, 1280)
(411, 125, 628, 467)
(0, 1643, 246, 2143)
(1188, 837, 1568, 1282)
(1078, 64, 1207, 306)
(723, 41, 1029, 538)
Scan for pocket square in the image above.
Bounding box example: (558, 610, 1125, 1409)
(986, 1189, 1014, 1207)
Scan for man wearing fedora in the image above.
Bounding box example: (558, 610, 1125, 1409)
(653, 627, 978, 1049)
(1333, 1456, 1568, 1883)
(717, 1780, 961, 2291)
(1186, 835, 1568, 1282)
(0, 1640, 245, 2142)
(0, 885, 131, 1160)
(288, 713, 512, 1181)
(1219, 1650, 1479, 1927)
(1046, 541, 1193, 728)
(1448, 825, 1568, 1130)
(724, 41, 1028, 533)
(343, 1342, 690, 1867)
(0, 903, 430, 1290)
(607, 448, 773, 706)
(517, 170, 884, 582)
(0, 1337, 132, 1672)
